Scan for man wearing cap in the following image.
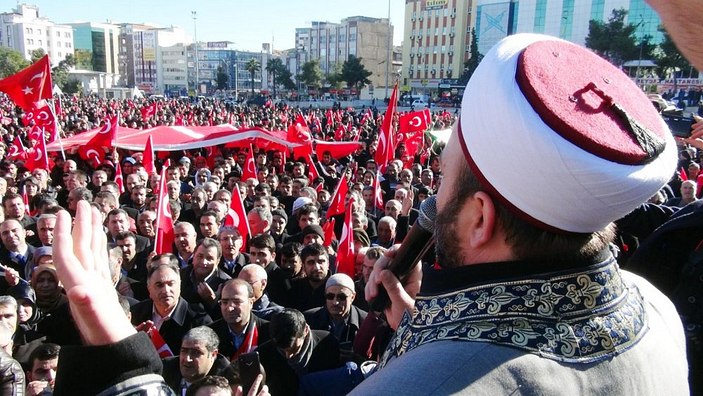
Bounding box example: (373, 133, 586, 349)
(355, 34, 688, 394)
(304, 273, 367, 346)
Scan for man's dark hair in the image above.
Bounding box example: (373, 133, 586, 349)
(147, 259, 180, 280)
(270, 309, 307, 349)
(449, 161, 615, 263)
(365, 246, 386, 261)
(2, 192, 21, 206)
(186, 376, 231, 396)
(28, 343, 60, 364)
(249, 234, 275, 252)
(70, 187, 93, 202)
(296, 204, 318, 220)
(199, 210, 220, 222)
(280, 242, 302, 258)
(107, 208, 129, 220)
(279, 175, 292, 184)
(195, 237, 222, 260)
(254, 183, 271, 194)
(300, 243, 328, 262)
(115, 231, 136, 242)
(148, 253, 179, 269)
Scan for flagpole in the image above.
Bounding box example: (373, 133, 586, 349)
(48, 98, 66, 160)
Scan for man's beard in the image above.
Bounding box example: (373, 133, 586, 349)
(434, 195, 466, 269)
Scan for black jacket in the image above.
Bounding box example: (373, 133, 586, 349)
(161, 354, 230, 393)
(208, 315, 270, 360)
(304, 305, 368, 344)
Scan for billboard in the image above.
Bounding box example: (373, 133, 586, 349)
(425, 0, 448, 10)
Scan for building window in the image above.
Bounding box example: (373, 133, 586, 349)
(56, 31, 60, 37)
(37, 29, 41, 35)
(434, 46, 438, 54)
(435, 27, 439, 35)
(38, 40, 42, 46)
(58, 52, 62, 57)
(441, 45, 446, 53)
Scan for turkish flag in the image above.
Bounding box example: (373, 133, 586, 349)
(305, 154, 320, 184)
(315, 141, 363, 160)
(322, 218, 336, 246)
(224, 187, 250, 248)
(114, 161, 125, 194)
(374, 84, 398, 172)
(141, 104, 156, 121)
(287, 114, 313, 144)
(326, 174, 349, 219)
(7, 136, 26, 160)
(28, 125, 43, 142)
(154, 165, 174, 254)
(143, 135, 156, 175)
(241, 146, 257, 181)
(373, 172, 384, 210)
(22, 101, 56, 140)
(399, 110, 430, 134)
(336, 197, 356, 277)
(22, 189, 30, 216)
(23, 135, 49, 171)
(80, 114, 118, 165)
(0, 55, 52, 111)
(144, 323, 174, 358)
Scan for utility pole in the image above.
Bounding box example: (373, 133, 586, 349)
(384, 0, 391, 99)
(192, 11, 198, 94)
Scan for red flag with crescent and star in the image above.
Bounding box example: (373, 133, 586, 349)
(7, 136, 26, 160)
(23, 135, 49, 171)
(336, 196, 356, 277)
(0, 55, 52, 111)
(374, 84, 398, 173)
(241, 145, 257, 181)
(399, 110, 430, 134)
(224, 186, 251, 250)
(79, 114, 118, 166)
(154, 164, 174, 254)
(143, 135, 156, 175)
(326, 174, 349, 219)
(114, 161, 125, 194)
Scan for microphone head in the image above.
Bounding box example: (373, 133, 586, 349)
(417, 195, 437, 232)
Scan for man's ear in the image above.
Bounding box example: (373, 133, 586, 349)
(461, 191, 498, 250)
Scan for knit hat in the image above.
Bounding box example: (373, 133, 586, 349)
(292, 197, 313, 213)
(326, 273, 355, 292)
(302, 225, 324, 239)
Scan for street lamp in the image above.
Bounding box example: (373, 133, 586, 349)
(636, 15, 647, 86)
(192, 11, 198, 94)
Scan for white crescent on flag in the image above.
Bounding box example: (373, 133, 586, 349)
(99, 118, 112, 134)
(162, 196, 172, 219)
(229, 210, 240, 227)
(410, 116, 422, 128)
(247, 159, 255, 174)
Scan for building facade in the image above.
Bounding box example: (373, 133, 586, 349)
(187, 42, 270, 96)
(68, 22, 121, 74)
(0, 4, 73, 66)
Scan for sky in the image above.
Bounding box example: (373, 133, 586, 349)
(15, 0, 406, 52)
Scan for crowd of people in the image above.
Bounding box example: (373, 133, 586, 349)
(0, 1, 702, 392)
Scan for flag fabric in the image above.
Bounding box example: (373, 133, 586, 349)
(287, 114, 313, 144)
(143, 135, 156, 175)
(7, 136, 26, 160)
(305, 154, 320, 184)
(0, 55, 52, 111)
(230, 323, 259, 361)
(224, 186, 250, 248)
(22, 189, 30, 216)
(145, 323, 174, 358)
(153, 165, 174, 254)
(373, 172, 384, 210)
(326, 174, 349, 219)
(140, 104, 156, 121)
(23, 135, 49, 171)
(336, 197, 356, 277)
(374, 84, 398, 172)
(322, 218, 336, 246)
(679, 167, 688, 181)
(79, 114, 118, 165)
(114, 161, 125, 194)
(28, 125, 43, 142)
(398, 110, 430, 134)
(240, 146, 257, 181)
(22, 101, 56, 139)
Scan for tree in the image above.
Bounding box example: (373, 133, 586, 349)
(326, 62, 345, 90)
(341, 56, 372, 90)
(299, 60, 323, 91)
(216, 66, 229, 90)
(460, 28, 483, 84)
(30, 48, 46, 63)
(265, 58, 286, 98)
(245, 59, 260, 95)
(74, 49, 93, 70)
(655, 28, 695, 93)
(585, 9, 638, 67)
(63, 79, 82, 95)
(278, 68, 296, 91)
(52, 54, 76, 90)
(0, 47, 30, 78)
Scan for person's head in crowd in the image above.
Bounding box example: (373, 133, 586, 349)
(365, 159, 378, 173)
(3, 192, 26, 221)
(243, 178, 257, 200)
(254, 183, 271, 198)
(147, 259, 182, 315)
(266, 173, 279, 191)
(212, 166, 226, 184)
(166, 180, 180, 201)
(384, 199, 401, 220)
(256, 167, 269, 184)
(32, 246, 53, 270)
(680, 180, 698, 202)
(238, 264, 268, 301)
(107, 209, 131, 239)
(324, 274, 356, 321)
(125, 173, 142, 193)
(278, 176, 293, 197)
(420, 169, 433, 187)
(100, 181, 121, 201)
(206, 200, 227, 223)
(194, 156, 208, 170)
(193, 238, 222, 281)
(302, 225, 324, 246)
(291, 178, 307, 197)
(67, 187, 93, 215)
(91, 169, 108, 188)
(363, 246, 386, 284)
(399, 169, 414, 186)
(361, 186, 375, 210)
(210, 175, 222, 189)
(376, 216, 397, 247)
(296, 204, 319, 230)
(291, 163, 305, 179)
(252, 196, 271, 213)
(147, 252, 179, 272)
(26, 342, 60, 393)
(63, 159, 77, 174)
(178, 156, 191, 174)
(191, 188, 207, 211)
(385, 162, 399, 182)
(179, 326, 220, 385)
(213, 189, 232, 207)
(0, 296, 17, 350)
(353, 228, 371, 252)
(202, 182, 218, 201)
(199, 211, 221, 239)
(31, 264, 62, 308)
(0, 218, 27, 254)
(300, 243, 329, 286)
(268, 196, 280, 211)
(429, 155, 441, 174)
(130, 185, 148, 209)
(137, 211, 157, 239)
(121, 157, 136, 175)
(22, 177, 40, 198)
(351, 182, 364, 195)
(270, 209, 287, 237)
(195, 168, 211, 187)
(166, 165, 181, 182)
(219, 279, 255, 333)
(0, 177, 7, 197)
(352, 211, 369, 231)
(174, 222, 198, 259)
(186, 375, 232, 396)
(115, 231, 138, 264)
(218, 227, 243, 261)
(108, 246, 124, 285)
(279, 242, 303, 279)
(270, 309, 310, 359)
(36, 214, 56, 247)
(248, 234, 276, 267)
(317, 189, 331, 207)
(416, 186, 431, 203)
(94, 191, 118, 218)
(247, 207, 272, 236)
(148, 173, 161, 192)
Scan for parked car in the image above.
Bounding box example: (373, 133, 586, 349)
(411, 99, 428, 108)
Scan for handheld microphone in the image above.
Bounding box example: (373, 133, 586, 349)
(369, 195, 436, 312)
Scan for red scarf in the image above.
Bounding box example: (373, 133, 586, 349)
(230, 321, 259, 361)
